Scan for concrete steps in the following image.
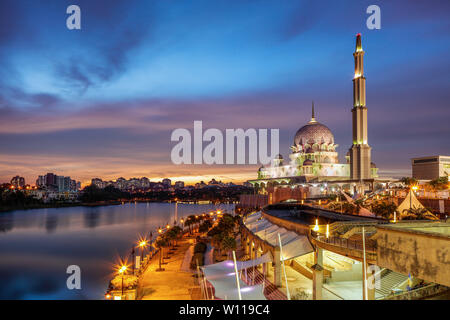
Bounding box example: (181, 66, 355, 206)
(376, 270, 408, 297)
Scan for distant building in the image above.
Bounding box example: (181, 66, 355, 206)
(10, 176, 25, 188)
(174, 181, 185, 189)
(243, 181, 253, 188)
(208, 179, 223, 186)
(91, 178, 105, 189)
(412, 155, 450, 180)
(36, 173, 80, 191)
(140, 177, 150, 189)
(195, 181, 207, 189)
(162, 178, 171, 188)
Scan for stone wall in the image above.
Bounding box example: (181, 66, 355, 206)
(376, 228, 450, 287)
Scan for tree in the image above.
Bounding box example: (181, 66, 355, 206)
(402, 206, 438, 220)
(400, 177, 418, 188)
(221, 236, 237, 259)
(185, 215, 196, 234)
(155, 238, 168, 271)
(372, 201, 397, 219)
(428, 177, 449, 191)
(212, 233, 225, 256)
(341, 202, 357, 215)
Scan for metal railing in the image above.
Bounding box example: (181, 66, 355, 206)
(311, 230, 377, 252)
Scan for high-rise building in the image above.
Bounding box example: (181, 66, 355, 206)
(10, 176, 25, 188)
(412, 156, 450, 180)
(162, 178, 171, 188)
(91, 178, 104, 189)
(45, 173, 57, 187)
(349, 33, 372, 180)
(174, 181, 185, 189)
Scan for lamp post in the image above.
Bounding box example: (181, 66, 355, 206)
(139, 240, 147, 261)
(118, 265, 127, 298)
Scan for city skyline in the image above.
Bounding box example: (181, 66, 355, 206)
(1, 1, 449, 186)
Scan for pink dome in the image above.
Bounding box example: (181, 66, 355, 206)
(294, 121, 334, 146)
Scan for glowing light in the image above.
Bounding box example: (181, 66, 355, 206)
(105, 293, 112, 299)
(139, 240, 147, 248)
(411, 185, 418, 191)
(118, 265, 127, 274)
(166, 224, 170, 229)
(326, 224, 330, 238)
(313, 219, 319, 232)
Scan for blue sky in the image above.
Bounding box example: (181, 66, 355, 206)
(0, 0, 449, 184)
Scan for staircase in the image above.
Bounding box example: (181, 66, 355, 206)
(376, 270, 408, 297)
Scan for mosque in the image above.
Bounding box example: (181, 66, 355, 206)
(250, 34, 379, 196)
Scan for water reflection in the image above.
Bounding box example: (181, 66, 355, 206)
(0, 202, 234, 299)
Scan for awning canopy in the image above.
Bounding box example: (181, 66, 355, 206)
(202, 253, 272, 280)
(201, 258, 268, 300)
(243, 211, 313, 261)
(280, 235, 313, 261)
(207, 276, 266, 300)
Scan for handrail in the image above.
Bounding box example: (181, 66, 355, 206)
(311, 230, 377, 253)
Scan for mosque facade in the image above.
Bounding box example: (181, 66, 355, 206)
(250, 34, 378, 192)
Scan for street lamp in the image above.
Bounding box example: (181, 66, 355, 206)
(139, 240, 147, 261)
(118, 265, 127, 298)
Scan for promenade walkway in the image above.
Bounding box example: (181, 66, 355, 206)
(138, 236, 201, 300)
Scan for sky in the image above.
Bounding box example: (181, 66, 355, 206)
(0, 0, 449, 186)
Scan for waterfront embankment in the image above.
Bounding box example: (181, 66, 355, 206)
(136, 234, 202, 300)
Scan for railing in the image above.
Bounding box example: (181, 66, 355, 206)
(311, 230, 377, 256)
(241, 267, 287, 300)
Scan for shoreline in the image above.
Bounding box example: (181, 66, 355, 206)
(0, 199, 237, 214)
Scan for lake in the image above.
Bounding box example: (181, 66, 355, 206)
(0, 202, 235, 300)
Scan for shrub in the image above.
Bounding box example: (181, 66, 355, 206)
(194, 242, 207, 254)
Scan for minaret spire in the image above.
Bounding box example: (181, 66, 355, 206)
(309, 101, 317, 123)
(349, 33, 371, 181)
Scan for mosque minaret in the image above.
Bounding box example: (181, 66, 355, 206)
(349, 33, 372, 180)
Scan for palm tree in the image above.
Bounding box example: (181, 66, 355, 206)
(402, 206, 438, 220)
(213, 233, 225, 257)
(372, 201, 397, 219)
(342, 202, 357, 215)
(155, 238, 168, 271)
(400, 177, 418, 187)
(427, 176, 448, 191)
(185, 215, 196, 234)
(221, 236, 237, 259)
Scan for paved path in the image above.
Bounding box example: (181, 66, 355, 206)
(138, 237, 200, 300)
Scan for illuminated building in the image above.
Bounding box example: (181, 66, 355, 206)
(251, 34, 378, 194)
